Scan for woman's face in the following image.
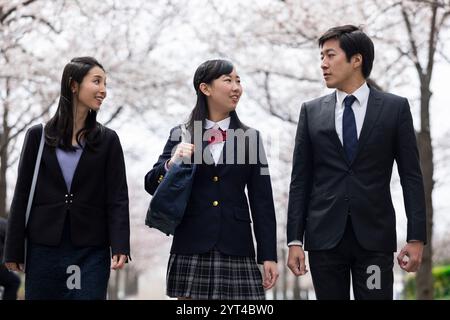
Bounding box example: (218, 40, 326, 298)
(73, 66, 107, 112)
(204, 68, 242, 114)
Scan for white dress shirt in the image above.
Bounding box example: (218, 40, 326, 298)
(288, 82, 370, 247)
(335, 82, 369, 144)
(204, 117, 230, 165)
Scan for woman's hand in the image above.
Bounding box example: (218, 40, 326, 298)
(262, 261, 279, 290)
(168, 143, 195, 168)
(111, 254, 127, 270)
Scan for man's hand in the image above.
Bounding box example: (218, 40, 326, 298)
(397, 241, 424, 272)
(287, 245, 308, 276)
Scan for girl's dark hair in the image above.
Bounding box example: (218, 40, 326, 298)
(45, 56, 104, 150)
(186, 59, 247, 137)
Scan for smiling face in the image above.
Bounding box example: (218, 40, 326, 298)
(201, 68, 242, 115)
(320, 38, 362, 91)
(72, 66, 107, 112)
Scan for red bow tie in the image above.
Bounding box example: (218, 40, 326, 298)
(207, 128, 227, 145)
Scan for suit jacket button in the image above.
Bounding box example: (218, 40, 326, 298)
(212, 201, 219, 207)
(213, 176, 219, 182)
(344, 197, 349, 201)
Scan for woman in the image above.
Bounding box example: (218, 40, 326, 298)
(4, 57, 130, 300)
(145, 59, 278, 300)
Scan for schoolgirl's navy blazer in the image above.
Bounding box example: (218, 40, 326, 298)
(145, 119, 277, 263)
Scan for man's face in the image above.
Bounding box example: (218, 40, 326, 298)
(320, 39, 356, 90)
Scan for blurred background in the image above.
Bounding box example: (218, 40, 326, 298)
(1, 0, 449, 300)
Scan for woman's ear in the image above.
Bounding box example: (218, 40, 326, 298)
(199, 83, 210, 96)
(70, 81, 79, 94)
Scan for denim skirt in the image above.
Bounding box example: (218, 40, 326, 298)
(25, 217, 110, 300)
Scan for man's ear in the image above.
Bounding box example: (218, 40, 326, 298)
(199, 83, 210, 96)
(352, 54, 363, 69)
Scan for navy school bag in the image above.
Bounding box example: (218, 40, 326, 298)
(145, 125, 196, 236)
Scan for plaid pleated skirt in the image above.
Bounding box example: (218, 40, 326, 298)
(166, 249, 265, 300)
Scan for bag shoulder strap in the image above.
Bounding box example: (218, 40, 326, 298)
(180, 124, 188, 143)
(25, 123, 45, 227)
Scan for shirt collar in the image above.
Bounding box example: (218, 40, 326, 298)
(336, 82, 369, 108)
(204, 117, 231, 130)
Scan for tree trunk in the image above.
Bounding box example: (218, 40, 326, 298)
(0, 139, 8, 219)
(415, 84, 434, 300)
(124, 266, 139, 297)
(281, 247, 287, 300)
(0, 78, 10, 219)
(108, 271, 121, 300)
(272, 274, 278, 300)
(292, 275, 300, 300)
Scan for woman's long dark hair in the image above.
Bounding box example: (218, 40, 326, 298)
(186, 59, 247, 138)
(45, 56, 104, 151)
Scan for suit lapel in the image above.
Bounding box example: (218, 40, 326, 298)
(323, 93, 349, 165)
(201, 116, 240, 175)
(45, 146, 69, 193)
(47, 143, 87, 193)
(215, 116, 239, 175)
(69, 146, 87, 192)
(352, 87, 383, 164)
(201, 128, 214, 166)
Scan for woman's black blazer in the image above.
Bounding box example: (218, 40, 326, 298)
(4, 124, 130, 263)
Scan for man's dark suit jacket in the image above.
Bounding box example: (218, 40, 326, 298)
(145, 118, 277, 263)
(4, 124, 130, 264)
(287, 86, 426, 252)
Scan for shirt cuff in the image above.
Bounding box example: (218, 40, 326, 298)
(288, 240, 303, 247)
(164, 160, 170, 172)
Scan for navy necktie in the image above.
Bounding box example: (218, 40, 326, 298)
(342, 95, 358, 162)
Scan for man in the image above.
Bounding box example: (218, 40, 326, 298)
(0, 217, 20, 300)
(286, 25, 426, 300)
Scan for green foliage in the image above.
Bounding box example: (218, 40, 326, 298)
(404, 265, 450, 299)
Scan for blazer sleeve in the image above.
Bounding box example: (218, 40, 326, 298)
(4, 126, 40, 263)
(247, 130, 277, 263)
(105, 130, 131, 256)
(394, 98, 427, 244)
(286, 103, 313, 245)
(144, 126, 181, 195)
